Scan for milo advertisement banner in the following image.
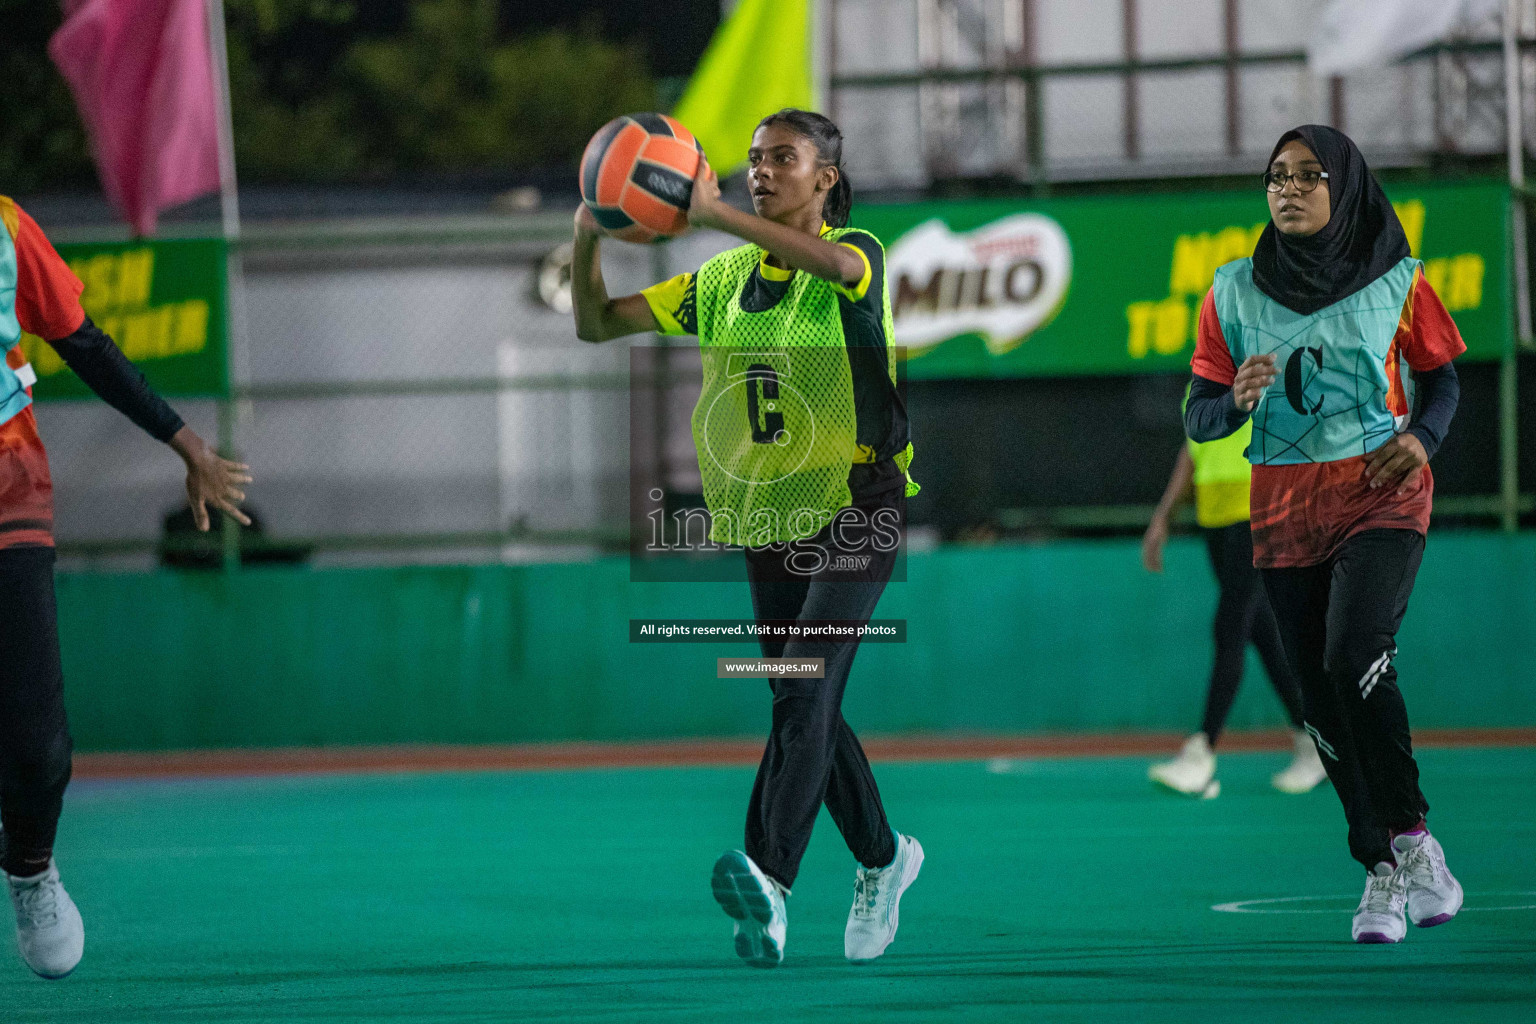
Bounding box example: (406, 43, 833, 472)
(851, 181, 1508, 378)
(19, 236, 229, 399)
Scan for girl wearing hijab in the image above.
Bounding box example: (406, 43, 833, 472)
(1184, 126, 1465, 945)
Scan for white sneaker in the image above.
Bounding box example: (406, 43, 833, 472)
(1393, 830, 1463, 928)
(1272, 729, 1329, 794)
(845, 832, 924, 963)
(711, 850, 787, 968)
(7, 860, 84, 979)
(1149, 733, 1219, 799)
(1352, 861, 1408, 944)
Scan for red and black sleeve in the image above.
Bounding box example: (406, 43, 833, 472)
(12, 203, 185, 442)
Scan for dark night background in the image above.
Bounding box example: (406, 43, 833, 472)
(1, 0, 721, 190)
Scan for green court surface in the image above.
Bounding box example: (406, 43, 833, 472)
(3, 747, 1532, 1023)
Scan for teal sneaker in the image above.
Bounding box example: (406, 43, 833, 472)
(845, 832, 924, 962)
(711, 850, 788, 968)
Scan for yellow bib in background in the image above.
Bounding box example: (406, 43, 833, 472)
(1187, 420, 1253, 528)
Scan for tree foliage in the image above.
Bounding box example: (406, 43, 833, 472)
(0, 0, 94, 191)
(1, 0, 660, 190)
(343, 0, 655, 176)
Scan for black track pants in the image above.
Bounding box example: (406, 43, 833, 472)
(0, 546, 73, 876)
(741, 487, 901, 889)
(1200, 522, 1305, 743)
(1260, 529, 1429, 868)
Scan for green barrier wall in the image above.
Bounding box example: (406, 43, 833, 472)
(57, 534, 1536, 751)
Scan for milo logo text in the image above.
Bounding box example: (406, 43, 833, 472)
(886, 215, 1073, 356)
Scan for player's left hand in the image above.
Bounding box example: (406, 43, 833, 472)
(1140, 516, 1170, 573)
(686, 156, 723, 229)
(170, 426, 253, 531)
(1362, 432, 1428, 495)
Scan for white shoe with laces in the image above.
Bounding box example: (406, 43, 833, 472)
(711, 850, 788, 968)
(7, 860, 84, 979)
(844, 832, 924, 962)
(1393, 830, 1463, 927)
(1149, 733, 1219, 799)
(1352, 861, 1408, 944)
(1272, 729, 1329, 794)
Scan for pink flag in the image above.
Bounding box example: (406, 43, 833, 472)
(49, 0, 222, 237)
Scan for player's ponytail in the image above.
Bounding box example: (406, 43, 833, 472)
(756, 108, 853, 228)
(823, 170, 853, 229)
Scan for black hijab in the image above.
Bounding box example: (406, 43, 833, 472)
(1250, 125, 1410, 316)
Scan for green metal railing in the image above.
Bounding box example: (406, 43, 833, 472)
(54, 362, 1529, 564)
(47, 58, 1536, 563)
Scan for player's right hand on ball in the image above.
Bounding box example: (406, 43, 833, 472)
(1232, 354, 1278, 412)
(573, 203, 602, 240)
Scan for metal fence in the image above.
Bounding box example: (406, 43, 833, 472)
(829, 0, 1536, 187)
(37, 215, 726, 567)
(35, 206, 1530, 571)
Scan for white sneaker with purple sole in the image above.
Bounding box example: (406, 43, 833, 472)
(1352, 861, 1408, 944)
(1393, 830, 1463, 928)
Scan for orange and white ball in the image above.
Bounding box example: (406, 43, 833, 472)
(579, 113, 703, 243)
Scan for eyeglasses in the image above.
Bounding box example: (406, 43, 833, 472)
(1263, 169, 1329, 194)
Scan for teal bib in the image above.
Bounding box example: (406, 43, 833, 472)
(0, 219, 33, 427)
(1212, 256, 1417, 465)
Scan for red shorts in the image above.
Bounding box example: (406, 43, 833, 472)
(1249, 454, 1432, 569)
(0, 407, 55, 549)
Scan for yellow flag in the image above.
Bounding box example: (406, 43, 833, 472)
(672, 0, 815, 176)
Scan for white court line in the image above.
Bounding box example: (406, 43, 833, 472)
(1213, 892, 1536, 914)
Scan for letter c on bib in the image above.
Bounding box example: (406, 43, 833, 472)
(1284, 346, 1324, 415)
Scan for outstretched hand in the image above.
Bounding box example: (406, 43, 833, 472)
(170, 426, 253, 531)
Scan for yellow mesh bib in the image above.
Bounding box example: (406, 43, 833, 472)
(691, 228, 914, 546)
(1183, 386, 1252, 528)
